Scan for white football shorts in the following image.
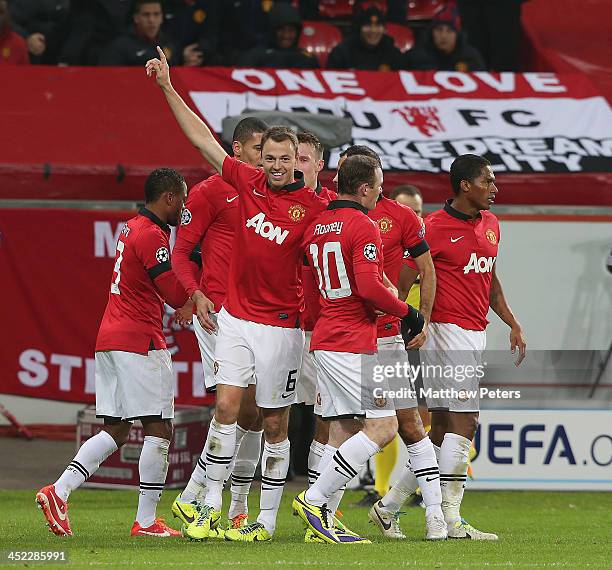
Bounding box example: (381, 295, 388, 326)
(95, 349, 174, 420)
(377, 335, 418, 410)
(214, 307, 305, 408)
(421, 322, 486, 413)
(312, 350, 396, 420)
(193, 312, 256, 391)
(297, 332, 318, 407)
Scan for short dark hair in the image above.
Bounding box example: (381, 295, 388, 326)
(232, 117, 268, 145)
(261, 126, 298, 155)
(132, 0, 162, 15)
(390, 184, 422, 200)
(449, 154, 491, 194)
(144, 168, 185, 203)
(338, 155, 379, 196)
(340, 144, 382, 169)
(297, 132, 324, 160)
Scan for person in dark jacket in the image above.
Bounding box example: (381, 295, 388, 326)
(162, 0, 223, 67)
(8, 0, 69, 64)
(99, 0, 179, 66)
(404, 6, 485, 72)
(58, 0, 132, 65)
(326, 6, 403, 71)
(238, 3, 317, 69)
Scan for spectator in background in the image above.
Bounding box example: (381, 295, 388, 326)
(162, 0, 223, 67)
(457, 0, 524, 71)
(216, 0, 273, 64)
(0, 0, 28, 64)
(239, 3, 318, 69)
(99, 0, 180, 66)
(58, 0, 132, 65)
(327, 5, 403, 71)
(404, 5, 485, 71)
(8, 0, 69, 64)
(390, 184, 423, 217)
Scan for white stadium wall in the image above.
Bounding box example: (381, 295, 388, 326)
(486, 219, 611, 351)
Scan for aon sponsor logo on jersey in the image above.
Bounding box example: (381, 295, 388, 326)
(463, 253, 496, 274)
(246, 212, 289, 244)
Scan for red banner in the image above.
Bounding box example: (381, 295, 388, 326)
(0, 208, 213, 406)
(1, 66, 611, 205)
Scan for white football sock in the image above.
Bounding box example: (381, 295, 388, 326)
(313, 444, 345, 514)
(328, 486, 346, 516)
(228, 429, 262, 519)
(54, 430, 117, 501)
(203, 417, 237, 511)
(380, 465, 418, 513)
(136, 436, 170, 528)
(439, 432, 471, 525)
(307, 440, 326, 486)
(306, 432, 379, 507)
(318, 444, 336, 473)
(407, 436, 442, 518)
(257, 438, 290, 534)
(224, 424, 248, 482)
(181, 440, 209, 503)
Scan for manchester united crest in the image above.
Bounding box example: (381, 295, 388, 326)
(288, 204, 306, 222)
(486, 229, 497, 245)
(374, 396, 387, 408)
(378, 217, 393, 233)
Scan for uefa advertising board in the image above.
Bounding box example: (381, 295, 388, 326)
(470, 410, 612, 491)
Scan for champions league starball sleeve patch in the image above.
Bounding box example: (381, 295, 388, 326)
(155, 247, 170, 263)
(363, 243, 378, 261)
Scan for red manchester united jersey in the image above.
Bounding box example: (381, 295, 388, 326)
(174, 174, 238, 311)
(221, 156, 328, 327)
(96, 209, 188, 353)
(300, 184, 338, 331)
(406, 200, 499, 331)
(303, 201, 386, 354)
(369, 196, 428, 338)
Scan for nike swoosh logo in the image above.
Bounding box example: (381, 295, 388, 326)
(175, 503, 195, 523)
(374, 508, 392, 531)
(139, 530, 171, 537)
(281, 392, 294, 399)
(450, 236, 464, 243)
(50, 493, 67, 522)
(226, 196, 238, 203)
(136, 50, 146, 57)
(425, 476, 439, 483)
(253, 189, 266, 198)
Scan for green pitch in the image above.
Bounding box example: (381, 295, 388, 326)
(1, 490, 609, 568)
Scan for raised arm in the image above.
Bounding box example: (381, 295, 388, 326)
(489, 264, 526, 366)
(145, 46, 227, 173)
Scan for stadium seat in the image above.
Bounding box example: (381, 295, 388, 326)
(385, 22, 415, 52)
(407, 0, 445, 21)
(318, 0, 388, 19)
(299, 21, 343, 67)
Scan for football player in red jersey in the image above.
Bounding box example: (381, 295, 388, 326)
(170, 117, 269, 533)
(385, 154, 527, 540)
(295, 133, 336, 488)
(146, 47, 329, 542)
(293, 155, 425, 544)
(36, 169, 213, 538)
(329, 146, 446, 540)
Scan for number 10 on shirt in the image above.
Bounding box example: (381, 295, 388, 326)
(309, 242, 352, 299)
